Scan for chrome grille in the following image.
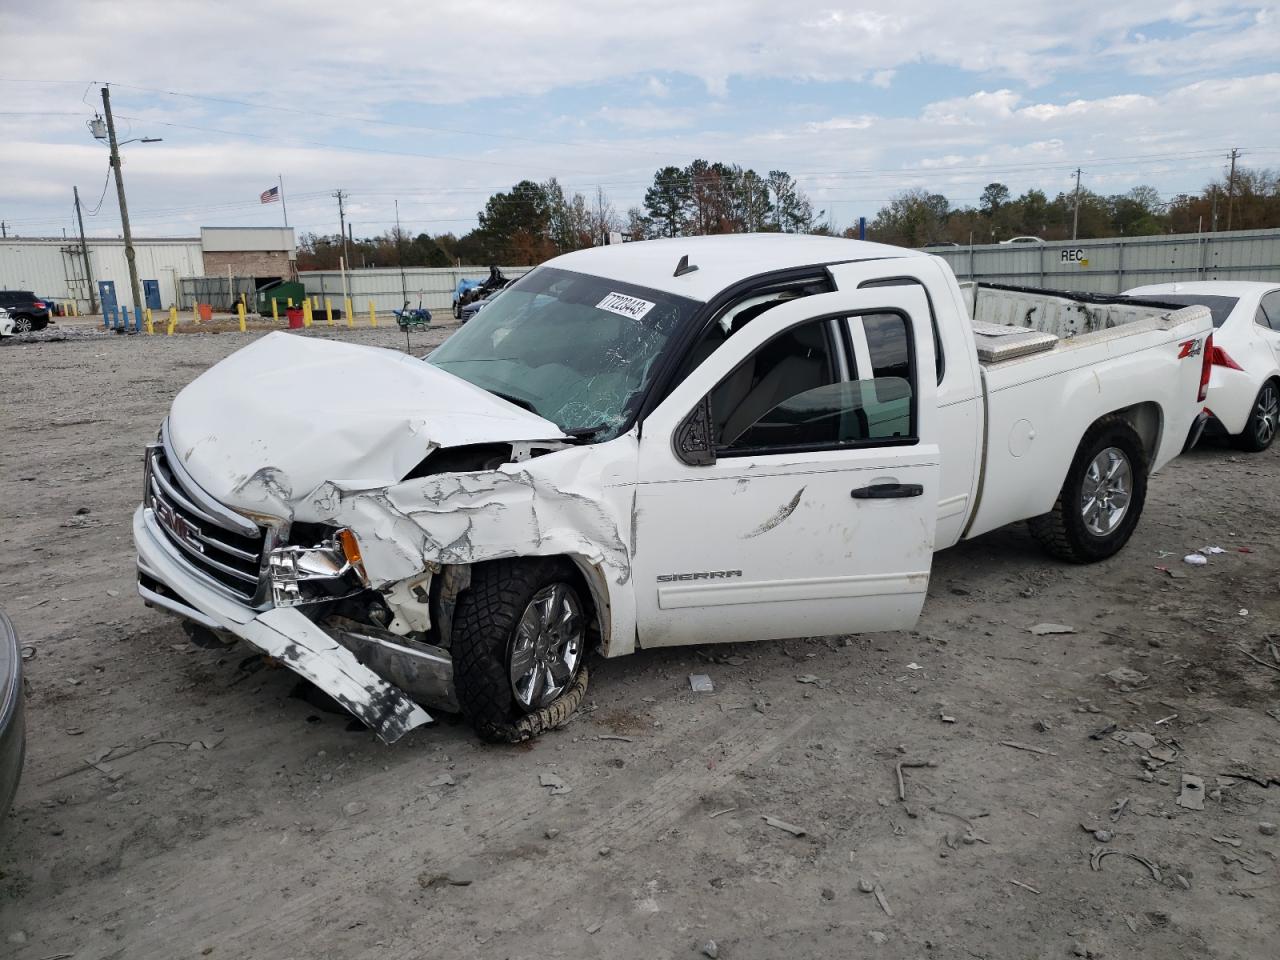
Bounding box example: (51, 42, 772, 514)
(144, 439, 266, 603)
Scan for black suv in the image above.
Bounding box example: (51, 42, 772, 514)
(0, 290, 52, 332)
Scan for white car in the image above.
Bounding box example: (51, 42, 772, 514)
(1125, 282, 1280, 451)
(0, 307, 13, 339)
(132, 235, 1211, 743)
(1000, 236, 1045, 244)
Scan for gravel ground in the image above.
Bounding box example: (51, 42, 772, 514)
(1, 323, 1278, 960)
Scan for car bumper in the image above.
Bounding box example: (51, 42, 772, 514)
(1183, 410, 1211, 453)
(133, 506, 439, 742)
(0, 610, 25, 825)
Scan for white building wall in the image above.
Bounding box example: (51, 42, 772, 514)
(0, 238, 203, 311)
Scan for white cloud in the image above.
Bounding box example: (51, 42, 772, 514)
(871, 70, 896, 89)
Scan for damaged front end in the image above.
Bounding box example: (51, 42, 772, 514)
(133, 333, 631, 742)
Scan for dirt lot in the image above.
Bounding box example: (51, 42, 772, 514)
(1, 323, 1278, 960)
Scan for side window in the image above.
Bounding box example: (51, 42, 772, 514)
(712, 312, 917, 456)
(1256, 306, 1273, 331)
(857, 277, 944, 384)
(1261, 291, 1280, 330)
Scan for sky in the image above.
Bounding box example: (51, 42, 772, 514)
(1, 0, 1278, 241)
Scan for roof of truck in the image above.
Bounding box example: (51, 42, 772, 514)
(547, 233, 927, 302)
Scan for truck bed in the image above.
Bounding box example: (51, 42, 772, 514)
(960, 282, 1196, 366)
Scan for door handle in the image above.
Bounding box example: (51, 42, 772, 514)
(851, 482, 924, 499)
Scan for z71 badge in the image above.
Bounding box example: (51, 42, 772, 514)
(656, 570, 743, 583)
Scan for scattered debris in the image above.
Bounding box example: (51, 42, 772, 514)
(1202, 545, 1226, 555)
(858, 878, 875, 893)
(1113, 730, 1156, 749)
(873, 885, 893, 917)
(1094, 829, 1113, 843)
(689, 674, 714, 693)
(1235, 645, 1280, 674)
(761, 814, 807, 837)
(597, 734, 634, 742)
(708, 807, 738, 819)
(343, 801, 367, 817)
(1110, 797, 1130, 821)
(1183, 553, 1208, 566)
(999, 740, 1055, 756)
(1104, 667, 1149, 687)
(1154, 714, 1178, 725)
(1223, 770, 1280, 788)
(585, 921, 602, 935)
(868, 931, 888, 945)
(1089, 722, 1118, 740)
(796, 674, 822, 684)
(1090, 847, 1161, 881)
(701, 940, 719, 959)
(1223, 852, 1267, 875)
(539, 772, 572, 795)
(1211, 835, 1243, 847)
(429, 773, 456, 787)
(1177, 775, 1206, 811)
(1008, 879, 1041, 895)
(1029, 623, 1076, 635)
(895, 759, 937, 801)
(1259, 822, 1277, 836)
(545, 828, 559, 839)
(821, 886, 835, 901)
(940, 713, 956, 724)
(598, 846, 612, 857)
(905, 662, 924, 671)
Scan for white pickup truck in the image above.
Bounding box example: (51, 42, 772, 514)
(133, 235, 1213, 743)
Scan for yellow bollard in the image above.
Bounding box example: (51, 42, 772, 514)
(369, 300, 377, 327)
(287, 297, 293, 308)
(193, 303, 200, 325)
(345, 298, 354, 328)
(167, 305, 177, 335)
(271, 298, 279, 322)
(70, 300, 78, 317)
(237, 303, 247, 333)
(303, 300, 313, 328)
(325, 297, 334, 325)
(312, 296, 319, 310)
(145, 308, 154, 335)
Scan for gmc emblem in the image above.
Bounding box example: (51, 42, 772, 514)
(154, 498, 204, 553)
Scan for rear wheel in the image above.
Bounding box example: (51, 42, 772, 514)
(1233, 381, 1279, 452)
(13, 316, 32, 333)
(452, 559, 591, 743)
(1029, 417, 1148, 563)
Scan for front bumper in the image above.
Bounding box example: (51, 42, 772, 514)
(134, 506, 440, 743)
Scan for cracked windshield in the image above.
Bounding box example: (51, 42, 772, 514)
(427, 266, 698, 439)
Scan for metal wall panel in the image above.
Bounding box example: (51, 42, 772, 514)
(299, 266, 531, 313)
(0, 238, 204, 311)
(926, 228, 1280, 294)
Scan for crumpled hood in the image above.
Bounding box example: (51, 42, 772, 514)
(168, 332, 566, 516)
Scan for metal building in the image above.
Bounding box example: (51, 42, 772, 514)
(925, 227, 1280, 294)
(0, 237, 202, 311)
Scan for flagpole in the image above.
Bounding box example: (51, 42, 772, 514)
(278, 174, 289, 227)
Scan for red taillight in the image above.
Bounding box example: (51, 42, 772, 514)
(32, 300, 45, 309)
(1209, 343, 1244, 371)
(1198, 333, 1213, 402)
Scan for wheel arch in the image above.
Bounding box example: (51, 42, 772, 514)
(1096, 401, 1163, 466)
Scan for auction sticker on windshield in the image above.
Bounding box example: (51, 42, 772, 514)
(596, 292, 656, 320)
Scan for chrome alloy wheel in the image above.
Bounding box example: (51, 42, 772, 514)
(1253, 383, 1279, 448)
(508, 583, 584, 711)
(1081, 446, 1132, 536)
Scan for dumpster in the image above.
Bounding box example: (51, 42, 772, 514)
(286, 307, 304, 329)
(256, 280, 306, 318)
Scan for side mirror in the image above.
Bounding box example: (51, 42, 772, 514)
(673, 395, 716, 466)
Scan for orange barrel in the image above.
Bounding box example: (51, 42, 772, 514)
(286, 307, 304, 329)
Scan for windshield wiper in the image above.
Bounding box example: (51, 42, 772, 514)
(563, 424, 609, 442)
(488, 389, 539, 415)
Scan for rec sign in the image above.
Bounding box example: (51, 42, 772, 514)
(1060, 248, 1089, 267)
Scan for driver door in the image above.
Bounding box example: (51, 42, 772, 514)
(632, 286, 940, 648)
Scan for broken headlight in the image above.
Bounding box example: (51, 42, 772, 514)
(268, 529, 368, 607)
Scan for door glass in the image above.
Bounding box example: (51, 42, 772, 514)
(711, 312, 917, 455)
(1261, 291, 1280, 330)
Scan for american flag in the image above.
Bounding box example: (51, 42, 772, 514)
(260, 186, 280, 204)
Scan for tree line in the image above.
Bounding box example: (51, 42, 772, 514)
(294, 162, 1280, 270)
(296, 160, 823, 270)
(868, 166, 1280, 248)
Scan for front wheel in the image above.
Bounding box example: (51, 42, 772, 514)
(452, 559, 591, 743)
(1233, 381, 1279, 452)
(13, 317, 32, 333)
(1028, 417, 1148, 563)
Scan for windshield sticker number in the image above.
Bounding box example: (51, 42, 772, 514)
(596, 292, 655, 321)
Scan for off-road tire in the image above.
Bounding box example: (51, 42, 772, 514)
(452, 558, 590, 744)
(1028, 416, 1148, 563)
(1232, 380, 1279, 453)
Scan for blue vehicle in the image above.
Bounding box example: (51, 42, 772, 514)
(452, 279, 484, 320)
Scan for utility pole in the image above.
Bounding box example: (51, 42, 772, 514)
(73, 186, 98, 314)
(333, 189, 350, 272)
(1071, 167, 1082, 241)
(1226, 147, 1239, 232)
(0, 221, 6, 238)
(101, 85, 143, 318)
(1210, 185, 1219, 232)
(394, 199, 408, 308)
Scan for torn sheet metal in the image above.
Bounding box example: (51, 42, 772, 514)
(168, 332, 569, 512)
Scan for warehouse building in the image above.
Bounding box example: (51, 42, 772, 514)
(0, 227, 295, 313)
